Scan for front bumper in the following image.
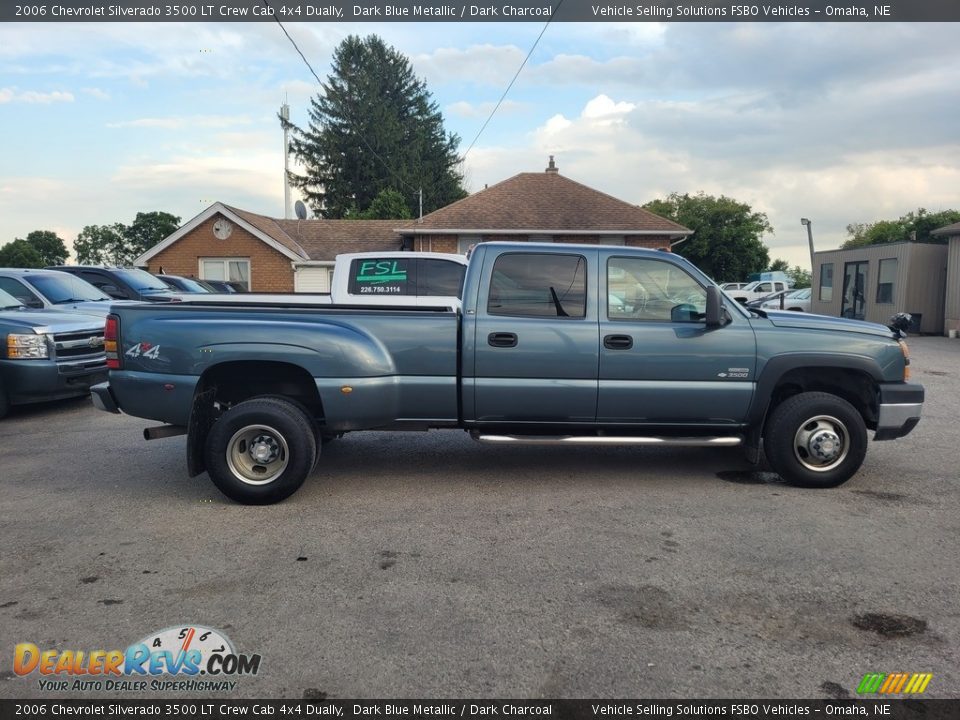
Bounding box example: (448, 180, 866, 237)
(1, 360, 108, 405)
(875, 382, 924, 441)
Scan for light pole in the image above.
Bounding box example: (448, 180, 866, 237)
(800, 218, 815, 279)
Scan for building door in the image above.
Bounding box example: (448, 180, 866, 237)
(841, 261, 869, 320)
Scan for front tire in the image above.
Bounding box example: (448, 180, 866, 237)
(205, 397, 317, 504)
(764, 391, 867, 488)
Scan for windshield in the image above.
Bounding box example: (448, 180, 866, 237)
(0, 288, 24, 309)
(27, 273, 111, 303)
(170, 277, 211, 293)
(113, 268, 174, 293)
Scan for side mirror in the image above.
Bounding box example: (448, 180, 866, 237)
(100, 284, 124, 299)
(705, 285, 724, 327)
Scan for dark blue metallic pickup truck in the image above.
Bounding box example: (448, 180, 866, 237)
(91, 243, 923, 504)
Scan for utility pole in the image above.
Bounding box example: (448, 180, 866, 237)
(280, 100, 291, 219)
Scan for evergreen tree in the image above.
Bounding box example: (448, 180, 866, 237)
(287, 34, 466, 219)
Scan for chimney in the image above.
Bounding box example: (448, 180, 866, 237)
(545, 155, 559, 174)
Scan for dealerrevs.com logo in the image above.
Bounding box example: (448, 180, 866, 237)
(14, 625, 261, 692)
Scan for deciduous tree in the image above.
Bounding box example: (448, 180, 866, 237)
(74, 223, 128, 265)
(643, 192, 772, 282)
(23, 230, 68, 266)
(0, 239, 43, 268)
(841, 208, 960, 248)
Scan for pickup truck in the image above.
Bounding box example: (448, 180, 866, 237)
(0, 288, 108, 419)
(727, 279, 791, 305)
(172, 252, 467, 308)
(90, 242, 924, 504)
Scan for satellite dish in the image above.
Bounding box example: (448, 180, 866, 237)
(294, 200, 308, 220)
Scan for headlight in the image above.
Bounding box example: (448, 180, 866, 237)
(899, 340, 910, 381)
(6, 333, 49, 359)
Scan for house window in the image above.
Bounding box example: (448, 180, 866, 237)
(876, 258, 897, 304)
(200, 258, 250, 291)
(819, 263, 834, 302)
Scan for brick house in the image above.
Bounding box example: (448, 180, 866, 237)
(136, 158, 692, 292)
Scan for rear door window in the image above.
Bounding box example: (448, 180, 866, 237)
(487, 253, 587, 318)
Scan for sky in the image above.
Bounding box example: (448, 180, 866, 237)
(1, 17, 958, 271)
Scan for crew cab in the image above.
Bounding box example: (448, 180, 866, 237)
(91, 243, 923, 504)
(0, 288, 108, 419)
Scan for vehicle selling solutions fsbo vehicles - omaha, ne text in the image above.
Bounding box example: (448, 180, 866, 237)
(91, 243, 923, 504)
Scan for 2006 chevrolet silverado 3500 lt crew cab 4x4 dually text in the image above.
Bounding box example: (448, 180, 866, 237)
(90, 243, 924, 504)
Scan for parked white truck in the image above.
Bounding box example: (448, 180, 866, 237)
(176, 252, 467, 308)
(726, 279, 791, 305)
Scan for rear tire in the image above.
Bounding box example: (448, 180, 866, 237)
(204, 397, 317, 504)
(764, 391, 867, 488)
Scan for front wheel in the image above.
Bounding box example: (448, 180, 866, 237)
(204, 397, 317, 504)
(764, 392, 867, 488)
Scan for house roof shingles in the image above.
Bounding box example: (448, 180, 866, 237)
(217, 164, 689, 261)
(404, 171, 691, 236)
(226, 205, 410, 261)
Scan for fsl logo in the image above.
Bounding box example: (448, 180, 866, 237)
(857, 672, 932, 695)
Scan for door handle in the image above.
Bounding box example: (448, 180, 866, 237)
(603, 334, 633, 350)
(488, 332, 518, 348)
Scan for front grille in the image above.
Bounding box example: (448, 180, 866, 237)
(53, 329, 107, 370)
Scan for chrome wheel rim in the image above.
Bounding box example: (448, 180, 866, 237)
(793, 414, 848, 472)
(226, 424, 289, 486)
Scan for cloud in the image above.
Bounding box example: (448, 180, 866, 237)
(82, 87, 111, 100)
(413, 44, 527, 86)
(446, 99, 526, 119)
(462, 89, 960, 267)
(0, 87, 73, 103)
(106, 115, 253, 130)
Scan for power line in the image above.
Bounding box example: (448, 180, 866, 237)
(460, 0, 565, 162)
(261, 0, 420, 200)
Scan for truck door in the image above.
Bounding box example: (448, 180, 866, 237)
(598, 253, 756, 425)
(471, 250, 599, 423)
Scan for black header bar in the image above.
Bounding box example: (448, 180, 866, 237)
(3, 0, 960, 23)
(2, 700, 960, 720)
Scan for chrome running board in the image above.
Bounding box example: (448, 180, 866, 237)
(470, 432, 742, 447)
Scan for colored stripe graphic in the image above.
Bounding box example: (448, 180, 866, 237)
(858, 672, 932, 694)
